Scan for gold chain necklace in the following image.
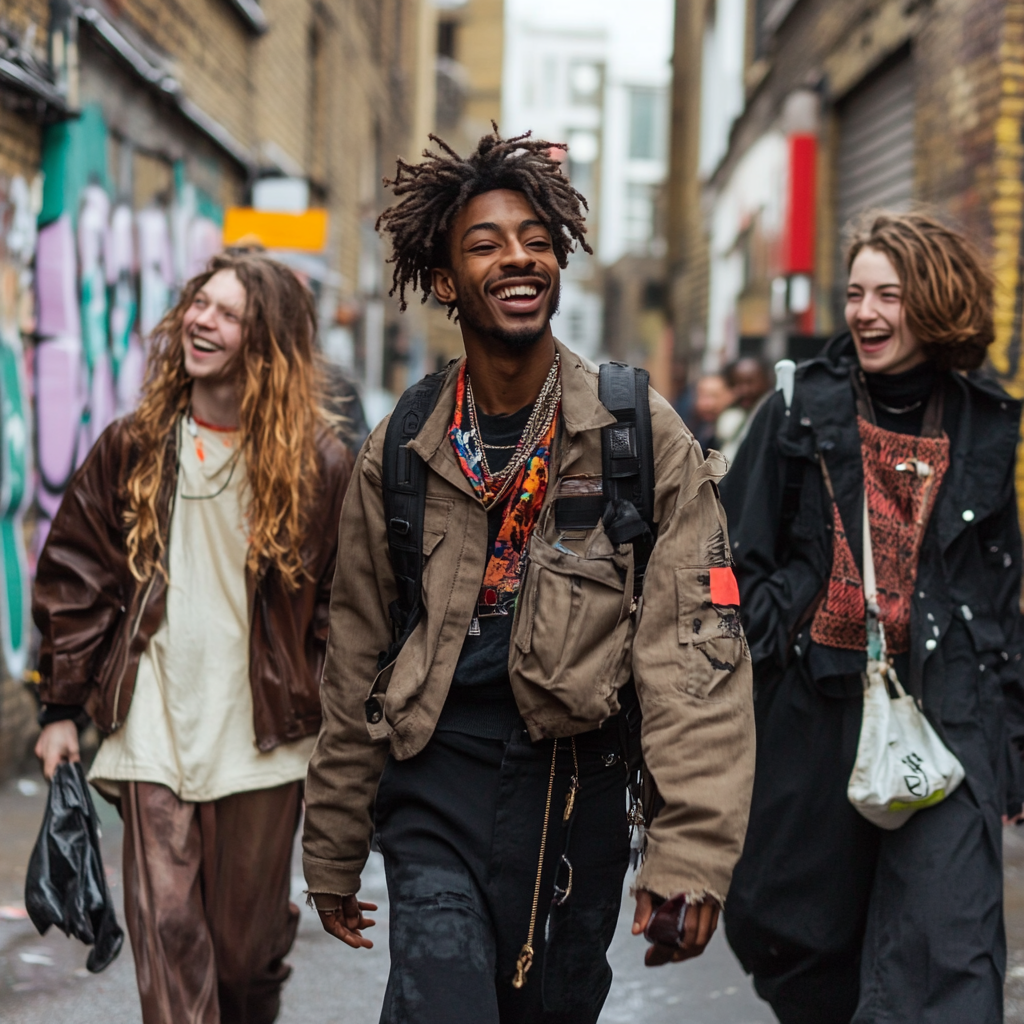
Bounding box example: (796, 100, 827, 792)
(465, 354, 560, 505)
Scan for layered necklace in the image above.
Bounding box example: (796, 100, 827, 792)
(457, 352, 561, 508)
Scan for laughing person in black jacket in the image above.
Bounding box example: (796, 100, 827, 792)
(720, 212, 1024, 1024)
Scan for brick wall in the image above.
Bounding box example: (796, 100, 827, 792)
(0, 108, 40, 183)
(677, 0, 1014, 355)
(1, 0, 48, 180)
(110, 0, 256, 151)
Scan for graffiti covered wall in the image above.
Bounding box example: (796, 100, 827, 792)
(0, 102, 224, 680)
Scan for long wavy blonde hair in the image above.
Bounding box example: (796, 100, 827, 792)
(124, 252, 332, 589)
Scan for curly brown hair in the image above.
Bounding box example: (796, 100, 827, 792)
(845, 211, 994, 370)
(375, 123, 592, 315)
(124, 252, 333, 589)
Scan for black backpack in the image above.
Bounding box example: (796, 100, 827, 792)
(374, 361, 656, 681)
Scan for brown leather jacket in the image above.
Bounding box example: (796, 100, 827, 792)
(33, 416, 353, 751)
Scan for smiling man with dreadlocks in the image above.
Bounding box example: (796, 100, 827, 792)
(303, 127, 755, 1023)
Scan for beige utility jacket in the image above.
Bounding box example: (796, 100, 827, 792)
(303, 341, 754, 904)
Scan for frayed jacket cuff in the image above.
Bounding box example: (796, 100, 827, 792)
(301, 854, 364, 899)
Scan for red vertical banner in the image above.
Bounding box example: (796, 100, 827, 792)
(785, 133, 817, 275)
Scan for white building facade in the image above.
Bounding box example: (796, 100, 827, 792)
(502, 0, 674, 359)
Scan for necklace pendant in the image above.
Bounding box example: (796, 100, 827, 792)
(563, 776, 579, 823)
(468, 617, 481, 637)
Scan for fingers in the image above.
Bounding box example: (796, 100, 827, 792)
(318, 895, 378, 948)
(694, 903, 719, 949)
(644, 942, 678, 967)
(35, 723, 80, 781)
(681, 900, 699, 949)
(318, 910, 375, 949)
(642, 900, 720, 967)
(631, 889, 654, 935)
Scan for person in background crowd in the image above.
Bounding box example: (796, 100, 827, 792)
(688, 371, 734, 455)
(32, 253, 353, 1024)
(720, 212, 1024, 1024)
(670, 360, 692, 422)
(302, 126, 754, 1024)
(716, 357, 774, 464)
(322, 361, 371, 453)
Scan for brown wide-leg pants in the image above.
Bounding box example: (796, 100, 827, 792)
(120, 780, 302, 1024)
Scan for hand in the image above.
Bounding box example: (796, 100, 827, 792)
(314, 894, 378, 949)
(1003, 804, 1024, 825)
(34, 720, 80, 781)
(632, 889, 720, 966)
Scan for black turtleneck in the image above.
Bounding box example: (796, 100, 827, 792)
(862, 361, 936, 436)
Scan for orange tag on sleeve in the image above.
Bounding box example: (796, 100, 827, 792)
(709, 567, 740, 606)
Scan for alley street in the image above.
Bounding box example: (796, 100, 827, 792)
(0, 768, 771, 1024)
(6, 766, 1024, 1023)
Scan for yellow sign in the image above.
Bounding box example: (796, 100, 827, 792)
(223, 208, 329, 252)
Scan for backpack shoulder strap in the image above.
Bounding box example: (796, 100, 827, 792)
(379, 367, 448, 671)
(599, 362, 655, 531)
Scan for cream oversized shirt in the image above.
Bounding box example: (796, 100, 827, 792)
(90, 419, 316, 802)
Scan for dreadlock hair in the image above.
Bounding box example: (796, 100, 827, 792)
(376, 123, 592, 315)
(124, 252, 334, 589)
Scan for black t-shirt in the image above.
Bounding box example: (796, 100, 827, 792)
(435, 401, 533, 739)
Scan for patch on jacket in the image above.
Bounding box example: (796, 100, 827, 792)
(709, 567, 740, 607)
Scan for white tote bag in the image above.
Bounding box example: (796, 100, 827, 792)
(846, 494, 965, 829)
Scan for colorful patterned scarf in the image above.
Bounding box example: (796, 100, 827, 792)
(811, 417, 949, 654)
(449, 363, 558, 608)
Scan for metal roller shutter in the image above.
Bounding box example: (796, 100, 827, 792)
(835, 54, 915, 302)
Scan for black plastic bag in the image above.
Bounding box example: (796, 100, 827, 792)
(24, 762, 124, 972)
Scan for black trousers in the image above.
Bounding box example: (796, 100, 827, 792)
(726, 663, 1005, 1024)
(373, 725, 631, 1024)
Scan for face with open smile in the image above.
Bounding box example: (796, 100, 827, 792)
(181, 269, 246, 383)
(431, 188, 560, 351)
(845, 246, 926, 375)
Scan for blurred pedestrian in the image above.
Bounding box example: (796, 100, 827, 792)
(720, 212, 1024, 1023)
(716, 357, 773, 464)
(688, 371, 733, 455)
(303, 127, 754, 1023)
(32, 253, 353, 1024)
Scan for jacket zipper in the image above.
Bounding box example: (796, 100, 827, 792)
(109, 434, 180, 730)
(109, 571, 158, 730)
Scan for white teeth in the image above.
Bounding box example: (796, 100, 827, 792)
(495, 284, 539, 300)
(191, 335, 219, 352)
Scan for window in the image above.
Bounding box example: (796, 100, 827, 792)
(569, 62, 602, 106)
(628, 88, 664, 161)
(624, 182, 655, 252)
(437, 19, 457, 59)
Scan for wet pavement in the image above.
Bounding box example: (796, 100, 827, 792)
(3, 764, 1023, 1023)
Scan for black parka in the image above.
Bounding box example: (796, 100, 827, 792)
(721, 332, 1024, 818)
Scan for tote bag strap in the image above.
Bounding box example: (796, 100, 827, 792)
(862, 494, 878, 615)
(861, 490, 888, 663)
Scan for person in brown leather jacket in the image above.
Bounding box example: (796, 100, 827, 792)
(303, 128, 754, 1023)
(32, 252, 353, 1024)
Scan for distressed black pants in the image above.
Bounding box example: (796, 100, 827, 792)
(373, 725, 631, 1024)
(726, 664, 1006, 1024)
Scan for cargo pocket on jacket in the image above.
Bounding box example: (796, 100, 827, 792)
(422, 497, 454, 556)
(675, 566, 746, 702)
(510, 530, 635, 721)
